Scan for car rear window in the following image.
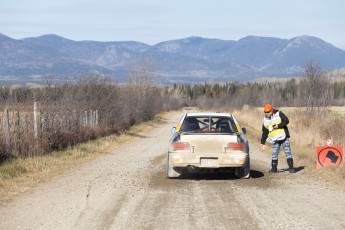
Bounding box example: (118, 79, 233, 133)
(180, 116, 238, 133)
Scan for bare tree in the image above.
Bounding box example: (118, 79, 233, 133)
(129, 58, 159, 120)
(129, 58, 157, 86)
(300, 59, 330, 112)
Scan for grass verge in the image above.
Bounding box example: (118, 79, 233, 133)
(0, 112, 170, 203)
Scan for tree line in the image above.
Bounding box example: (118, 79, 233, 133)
(168, 60, 345, 111)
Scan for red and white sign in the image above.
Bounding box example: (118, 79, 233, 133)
(326, 139, 333, 146)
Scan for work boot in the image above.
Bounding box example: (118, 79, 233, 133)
(269, 160, 278, 173)
(287, 158, 296, 173)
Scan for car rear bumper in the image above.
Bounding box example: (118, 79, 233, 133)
(169, 152, 249, 168)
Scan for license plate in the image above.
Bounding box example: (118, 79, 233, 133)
(200, 158, 218, 168)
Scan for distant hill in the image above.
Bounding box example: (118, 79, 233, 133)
(1, 33, 345, 85)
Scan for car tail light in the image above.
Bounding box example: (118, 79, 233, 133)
(227, 143, 245, 151)
(171, 142, 190, 151)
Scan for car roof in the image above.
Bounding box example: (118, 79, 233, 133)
(186, 112, 233, 117)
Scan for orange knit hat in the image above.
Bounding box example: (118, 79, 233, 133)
(264, 103, 272, 113)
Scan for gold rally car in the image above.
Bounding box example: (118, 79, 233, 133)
(167, 112, 250, 179)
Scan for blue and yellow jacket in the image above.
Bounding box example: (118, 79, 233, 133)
(260, 109, 290, 144)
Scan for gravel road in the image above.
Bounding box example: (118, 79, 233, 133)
(1, 111, 345, 230)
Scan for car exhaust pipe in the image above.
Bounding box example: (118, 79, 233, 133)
(187, 165, 197, 170)
(187, 165, 198, 172)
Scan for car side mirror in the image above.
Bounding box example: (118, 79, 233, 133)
(171, 127, 176, 134)
(242, 127, 247, 135)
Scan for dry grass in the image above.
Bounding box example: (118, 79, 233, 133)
(0, 112, 168, 203)
(328, 106, 345, 118)
(232, 105, 345, 188)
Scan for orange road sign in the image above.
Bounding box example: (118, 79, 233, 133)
(316, 146, 343, 169)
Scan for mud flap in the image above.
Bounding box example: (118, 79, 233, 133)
(167, 154, 182, 178)
(235, 158, 250, 179)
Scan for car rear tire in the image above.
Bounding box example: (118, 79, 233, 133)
(235, 158, 250, 179)
(167, 154, 182, 178)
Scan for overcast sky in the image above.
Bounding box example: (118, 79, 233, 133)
(1, 0, 344, 49)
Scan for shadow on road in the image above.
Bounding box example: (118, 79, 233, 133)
(279, 166, 305, 173)
(294, 166, 305, 172)
(249, 170, 264, 178)
(176, 169, 265, 180)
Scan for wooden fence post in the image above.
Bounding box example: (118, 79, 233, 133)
(25, 114, 29, 156)
(15, 111, 20, 156)
(4, 108, 12, 157)
(90, 110, 93, 127)
(96, 110, 98, 126)
(34, 102, 38, 139)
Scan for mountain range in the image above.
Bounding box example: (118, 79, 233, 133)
(1, 33, 345, 85)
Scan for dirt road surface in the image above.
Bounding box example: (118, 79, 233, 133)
(1, 112, 345, 230)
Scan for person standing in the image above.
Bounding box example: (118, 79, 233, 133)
(260, 104, 296, 173)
